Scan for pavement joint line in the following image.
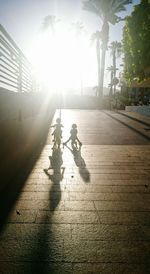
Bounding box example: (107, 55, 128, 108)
(99, 223, 150, 226)
(10, 209, 150, 213)
(103, 110, 150, 141)
(1, 260, 149, 265)
(0, 224, 147, 227)
(69, 239, 150, 243)
(93, 201, 102, 224)
(62, 239, 65, 262)
(70, 224, 73, 240)
(97, 210, 150, 212)
(71, 262, 149, 265)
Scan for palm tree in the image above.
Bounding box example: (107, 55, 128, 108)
(72, 21, 85, 37)
(107, 66, 114, 96)
(41, 15, 59, 35)
(109, 41, 122, 93)
(83, 0, 132, 96)
(72, 21, 85, 95)
(91, 31, 102, 96)
(41, 15, 62, 115)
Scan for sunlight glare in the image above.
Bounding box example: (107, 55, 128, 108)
(29, 24, 97, 94)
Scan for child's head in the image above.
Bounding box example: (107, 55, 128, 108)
(56, 118, 61, 124)
(72, 123, 77, 129)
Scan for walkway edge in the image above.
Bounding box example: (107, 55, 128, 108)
(117, 111, 150, 127)
(103, 110, 150, 141)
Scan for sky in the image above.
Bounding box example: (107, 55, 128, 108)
(0, 0, 140, 93)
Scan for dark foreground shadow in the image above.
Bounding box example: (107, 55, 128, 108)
(65, 144, 90, 183)
(30, 147, 64, 274)
(0, 115, 53, 231)
(44, 147, 65, 211)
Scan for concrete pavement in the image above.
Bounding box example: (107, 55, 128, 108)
(0, 110, 150, 274)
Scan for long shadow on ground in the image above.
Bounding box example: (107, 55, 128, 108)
(65, 144, 90, 183)
(30, 147, 65, 274)
(0, 115, 53, 231)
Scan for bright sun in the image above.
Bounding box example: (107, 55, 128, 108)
(29, 24, 97, 94)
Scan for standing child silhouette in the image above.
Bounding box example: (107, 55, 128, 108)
(63, 123, 82, 147)
(51, 118, 63, 148)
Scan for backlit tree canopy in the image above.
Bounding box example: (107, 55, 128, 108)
(123, 0, 150, 83)
(83, 0, 132, 96)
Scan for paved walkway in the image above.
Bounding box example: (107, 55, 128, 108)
(0, 110, 150, 274)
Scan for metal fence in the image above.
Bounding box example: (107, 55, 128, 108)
(0, 24, 34, 92)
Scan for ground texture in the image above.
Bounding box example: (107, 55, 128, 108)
(0, 110, 150, 274)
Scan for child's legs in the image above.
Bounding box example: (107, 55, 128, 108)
(71, 137, 77, 146)
(76, 136, 82, 145)
(64, 137, 71, 144)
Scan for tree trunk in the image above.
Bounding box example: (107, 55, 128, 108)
(99, 21, 109, 97)
(113, 50, 116, 94)
(96, 39, 101, 97)
(109, 70, 113, 97)
(99, 48, 106, 97)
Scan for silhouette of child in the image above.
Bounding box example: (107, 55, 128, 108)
(63, 123, 82, 147)
(51, 118, 63, 146)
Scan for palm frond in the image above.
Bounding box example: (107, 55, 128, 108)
(82, 0, 133, 24)
(41, 15, 59, 32)
(109, 40, 122, 57)
(83, 0, 103, 18)
(91, 30, 101, 41)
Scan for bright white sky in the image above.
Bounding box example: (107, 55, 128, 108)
(0, 0, 140, 93)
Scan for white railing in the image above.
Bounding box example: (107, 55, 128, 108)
(0, 24, 34, 92)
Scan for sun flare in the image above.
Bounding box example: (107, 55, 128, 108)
(29, 25, 97, 94)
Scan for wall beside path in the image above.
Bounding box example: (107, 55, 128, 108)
(0, 88, 55, 191)
(125, 105, 150, 117)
